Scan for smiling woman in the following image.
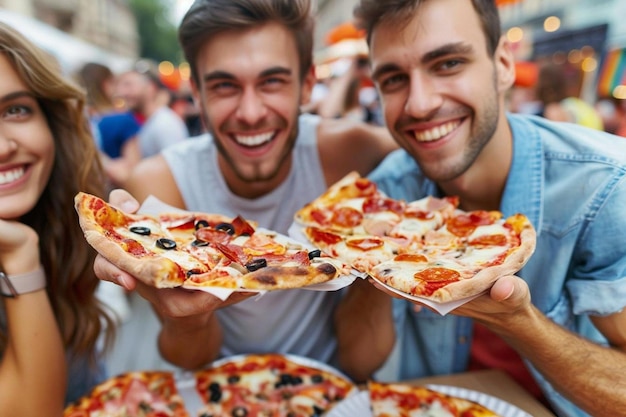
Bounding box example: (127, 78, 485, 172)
(0, 21, 116, 416)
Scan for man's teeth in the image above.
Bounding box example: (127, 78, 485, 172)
(414, 121, 458, 142)
(234, 132, 274, 147)
(0, 167, 25, 185)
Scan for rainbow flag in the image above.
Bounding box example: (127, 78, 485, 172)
(597, 48, 626, 97)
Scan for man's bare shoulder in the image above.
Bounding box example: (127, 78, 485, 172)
(126, 155, 184, 206)
(316, 117, 397, 183)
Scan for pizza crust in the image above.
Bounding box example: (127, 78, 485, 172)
(81, 228, 184, 288)
(428, 223, 537, 302)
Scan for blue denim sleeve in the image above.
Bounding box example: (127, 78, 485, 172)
(567, 174, 626, 316)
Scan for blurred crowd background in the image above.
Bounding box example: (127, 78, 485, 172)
(1, 0, 625, 142)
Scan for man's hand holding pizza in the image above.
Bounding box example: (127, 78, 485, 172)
(91, 189, 255, 369)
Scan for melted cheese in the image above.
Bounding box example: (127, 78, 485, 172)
(393, 217, 440, 239)
(467, 223, 509, 240)
(458, 245, 509, 268)
(335, 197, 366, 211)
(115, 221, 206, 271)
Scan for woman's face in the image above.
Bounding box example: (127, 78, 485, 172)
(0, 54, 55, 220)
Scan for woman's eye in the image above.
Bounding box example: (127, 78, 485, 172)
(5, 105, 32, 119)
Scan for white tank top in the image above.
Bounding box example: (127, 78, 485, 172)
(162, 114, 341, 364)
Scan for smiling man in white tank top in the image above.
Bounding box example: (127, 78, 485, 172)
(93, 0, 396, 377)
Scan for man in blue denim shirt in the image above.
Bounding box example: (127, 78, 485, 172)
(337, 0, 626, 415)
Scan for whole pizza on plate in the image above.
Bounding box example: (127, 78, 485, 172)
(294, 172, 536, 303)
(194, 353, 357, 416)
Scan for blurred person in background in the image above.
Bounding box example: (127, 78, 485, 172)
(506, 60, 543, 115)
(313, 21, 382, 124)
(170, 79, 204, 136)
(0, 22, 115, 415)
(535, 62, 604, 130)
(114, 65, 188, 158)
(76, 62, 142, 189)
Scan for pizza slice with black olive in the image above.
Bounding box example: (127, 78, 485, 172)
(74, 192, 348, 290)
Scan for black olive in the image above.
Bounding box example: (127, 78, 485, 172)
(310, 374, 323, 384)
(192, 239, 209, 247)
(186, 269, 202, 278)
(245, 258, 267, 272)
(215, 222, 235, 235)
(291, 375, 303, 385)
(208, 382, 222, 403)
(129, 226, 151, 236)
(156, 238, 176, 250)
(209, 390, 222, 403)
(308, 249, 322, 260)
(227, 375, 240, 384)
(231, 406, 248, 417)
(312, 405, 325, 416)
(278, 373, 292, 385)
(195, 219, 210, 230)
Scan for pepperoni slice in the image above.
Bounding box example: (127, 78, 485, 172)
(331, 206, 363, 228)
(363, 197, 405, 215)
(413, 267, 461, 296)
(195, 228, 233, 245)
(310, 208, 330, 226)
(446, 211, 497, 237)
(394, 253, 428, 263)
(354, 177, 378, 195)
(403, 208, 434, 220)
(122, 239, 149, 256)
(469, 234, 508, 246)
(307, 228, 343, 245)
(346, 237, 384, 251)
(231, 215, 256, 236)
(214, 243, 249, 264)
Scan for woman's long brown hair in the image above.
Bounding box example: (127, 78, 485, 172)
(0, 22, 115, 364)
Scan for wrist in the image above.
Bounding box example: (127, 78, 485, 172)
(0, 266, 46, 297)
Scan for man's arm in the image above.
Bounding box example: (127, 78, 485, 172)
(317, 118, 397, 185)
(458, 276, 626, 416)
(334, 278, 395, 382)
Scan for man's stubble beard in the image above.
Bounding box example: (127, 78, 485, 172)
(202, 108, 300, 184)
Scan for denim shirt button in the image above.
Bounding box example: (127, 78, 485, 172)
(458, 336, 467, 344)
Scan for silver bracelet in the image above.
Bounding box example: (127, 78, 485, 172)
(0, 266, 46, 297)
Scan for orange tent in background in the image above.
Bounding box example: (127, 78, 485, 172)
(315, 21, 368, 65)
(325, 21, 366, 45)
(514, 61, 539, 88)
(496, 0, 523, 5)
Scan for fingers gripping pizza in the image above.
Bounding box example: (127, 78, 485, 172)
(74, 192, 347, 291)
(295, 172, 536, 302)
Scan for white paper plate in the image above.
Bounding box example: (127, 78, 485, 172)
(325, 385, 532, 417)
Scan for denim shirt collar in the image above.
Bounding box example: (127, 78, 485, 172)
(501, 113, 544, 235)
